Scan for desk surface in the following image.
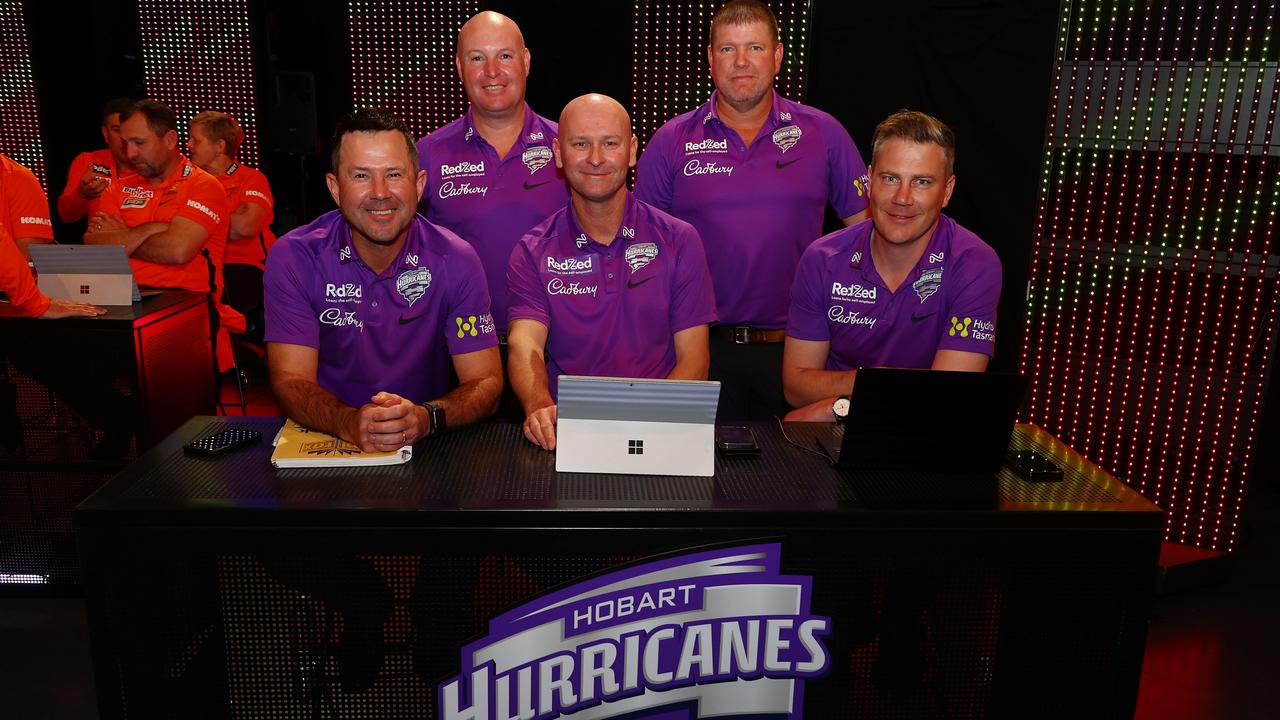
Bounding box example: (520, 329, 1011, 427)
(0, 289, 204, 326)
(77, 417, 1163, 529)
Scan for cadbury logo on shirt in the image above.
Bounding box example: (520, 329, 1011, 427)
(546, 256, 594, 275)
(440, 161, 485, 178)
(683, 159, 734, 177)
(831, 281, 876, 303)
(684, 138, 728, 155)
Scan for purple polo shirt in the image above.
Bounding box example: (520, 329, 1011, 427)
(507, 193, 718, 398)
(264, 210, 497, 409)
(786, 214, 1001, 369)
(635, 91, 869, 328)
(418, 105, 569, 334)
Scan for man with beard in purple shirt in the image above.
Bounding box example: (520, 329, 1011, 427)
(635, 0, 869, 422)
(783, 110, 1001, 421)
(266, 109, 503, 451)
(417, 11, 567, 338)
(507, 94, 718, 450)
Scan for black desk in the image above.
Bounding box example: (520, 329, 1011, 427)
(1, 292, 212, 590)
(77, 417, 1163, 719)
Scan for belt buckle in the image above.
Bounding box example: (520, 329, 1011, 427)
(733, 326, 752, 344)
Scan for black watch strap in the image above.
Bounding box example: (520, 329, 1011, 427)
(421, 400, 446, 437)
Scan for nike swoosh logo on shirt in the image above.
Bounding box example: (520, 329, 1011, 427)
(911, 312, 936, 322)
(523, 180, 552, 190)
(627, 277, 654, 289)
(398, 314, 421, 324)
(776, 158, 801, 169)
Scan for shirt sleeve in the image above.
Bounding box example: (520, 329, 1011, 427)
(0, 226, 49, 316)
(506, 237, 550, 328)
(56, 152, 93, 222)
(442, 240, 499, 355)
(238, 169, 274, 215)
(668, 222, 718, 333)
(935, 244, 1002, 357)
(174, 174, 229, 235)
(634, 127, 675, 211)
(6, 163, 54, 241)
(821, 113, 869, 220)
(262, 238, 320, 349)
(785, 242, 833, 342)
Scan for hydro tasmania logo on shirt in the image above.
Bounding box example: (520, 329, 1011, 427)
(439, 543, 832, 720)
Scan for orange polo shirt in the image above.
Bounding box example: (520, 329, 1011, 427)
(58, 148, 121, 222)
(0, 154, 55, 244)
(0, 225, 49, 316)
(98, 157, 229, 294)
(215, 162, 276, 269)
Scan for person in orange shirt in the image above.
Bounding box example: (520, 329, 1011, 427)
(187, 110, 275, 345)
(0, 153, 55, 259)
(0, 226, 104, 318)
(84, 100, 236, 371)
(56, 97, 134, 225)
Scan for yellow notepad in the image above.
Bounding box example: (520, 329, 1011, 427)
(269, 420, 412, 468)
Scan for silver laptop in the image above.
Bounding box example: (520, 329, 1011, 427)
(29, 244, 139, 306)
(556, 376, 721, 476)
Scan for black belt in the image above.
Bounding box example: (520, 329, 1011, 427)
(713, 325, 787, 344)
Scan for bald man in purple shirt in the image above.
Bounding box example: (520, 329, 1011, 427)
(783, 110, 1001, 422)
(265, 109, 503, 451)
(508, 94, 718, 450)
(635, 0, 869, 422)
(417, 11, 568, 337)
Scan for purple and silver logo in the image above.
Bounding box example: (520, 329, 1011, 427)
(439, 543, 831, 719)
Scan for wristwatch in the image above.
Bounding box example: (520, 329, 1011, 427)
(831, 397, 850, 423)
(420, 401, 447, 437)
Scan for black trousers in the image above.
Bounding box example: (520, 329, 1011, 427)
(708, 333, 788, 421)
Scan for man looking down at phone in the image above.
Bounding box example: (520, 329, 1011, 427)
(506, 94, 717, 450)
(782, 110, 1001, 421)
(264, 109, 503, 451)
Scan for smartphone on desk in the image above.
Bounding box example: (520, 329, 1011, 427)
(716, 425, 760, 455)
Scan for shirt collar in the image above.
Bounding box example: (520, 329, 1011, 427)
(706, 90, 788, 131)
(463, 103, 542, 149)
(561, 193, 639, 251)
(335, 219, 426, 270)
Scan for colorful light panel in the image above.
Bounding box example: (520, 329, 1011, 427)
(1022, 1, 1280, 552)
(632, 1, 811, 146)
(349, 0, 479, 140)
(0, 1, 47, 189)
(137, 0, 260, 166)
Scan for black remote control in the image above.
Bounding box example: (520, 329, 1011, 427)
(183, 428, 263, 456)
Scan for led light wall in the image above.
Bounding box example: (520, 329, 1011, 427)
(1022, 1, 1280, 551)
(0, 1, 47, 188)
(349, 1, 479, 140)
(632, 1, 811, 145)
(137, 0, 260, 166)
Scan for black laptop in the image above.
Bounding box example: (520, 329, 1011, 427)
(815, 368, 1028, 506)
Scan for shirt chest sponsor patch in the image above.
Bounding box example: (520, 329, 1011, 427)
(121, 196, 149, 209)
(546, 255, 595, 276)
(772, 124, 802, 153)
(396, 267, 432, 307)
(913, 266, 943, 302)
(830, 281, 877, 305)
(625, 242, 658, 273)
(522, 146, 552, 174)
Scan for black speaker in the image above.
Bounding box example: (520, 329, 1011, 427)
(270, 71, 318, 156)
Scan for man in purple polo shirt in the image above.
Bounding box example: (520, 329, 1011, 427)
(635, 0, 869, 422)
(783, 110, 1001, 421)
(416, 10, 568, 338)
(507, 94, 718, 450)
(265, 109, 503, 451)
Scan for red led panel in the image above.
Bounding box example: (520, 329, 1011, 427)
(0, 2, 47, 189)
(349, 1, 479, 140)
(1022, 1, 1280, 552)
(137, 0, 260, 166)
(632, 1, 811, 146)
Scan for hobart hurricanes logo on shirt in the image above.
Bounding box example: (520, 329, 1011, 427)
(913, 267, 943, 302)
(625, 242, 658, 273)
(684, 138, 728, 155)
(683, 159, 734, 177)
(772, 125, 802, 153)
(522, 146, 553, 174)
(546, 256, 594, 275)
(396, 267, 432, 307)
(438, 543, 832, 720)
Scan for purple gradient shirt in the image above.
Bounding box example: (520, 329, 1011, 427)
(635, 91, 869, 328)
(418, 105, 569, 334)
(264, 211, 497, 409)
(507, 193, 718, 398)
(786, 214, 1001, 369)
